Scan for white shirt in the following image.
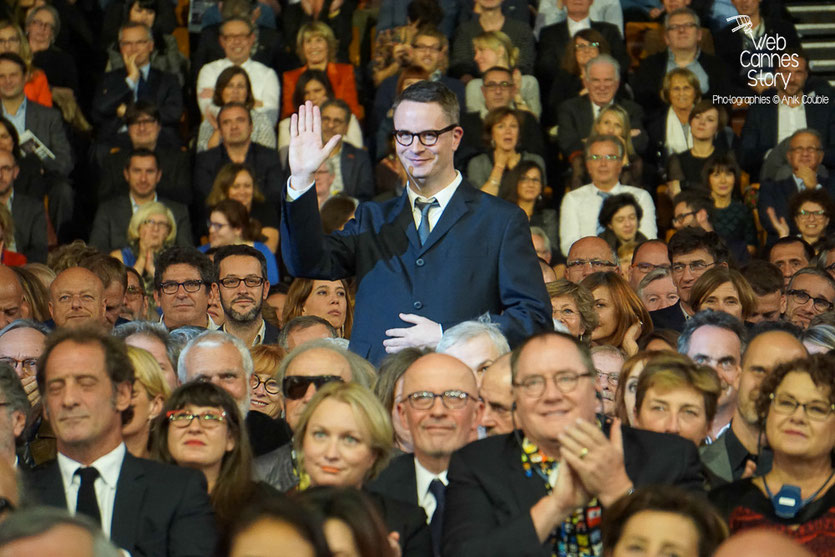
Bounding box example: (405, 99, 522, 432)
(57, 443, 126, 537)
(405, 171, 462, 232)
(414, 458, 448, 523)
(196, 58, 280, 126)
(566, 16, 591, 39)
(559, 182, 657, 256)
(777, 101, 808, 144)
(535, 0, 623, 38)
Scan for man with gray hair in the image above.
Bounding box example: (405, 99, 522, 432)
(530, 226, 552, 264)
(632, 7, 730, 113)
(0, 507, 121, 557)
(277, 315, 338, 351)
(255, 338, 375, 490)
(782, 267, 835, 329)
(818, 238, 835, 281)
(637, 268, 679, 312)
(178, 329, 290, 455)
(436, 316, 510, 381)
(113, 321, 178, 390)
(557, 56, 646, 163)
(559, 134, 656, 255)
(0, 363, 27, 467)
(678, 310, 746, 440)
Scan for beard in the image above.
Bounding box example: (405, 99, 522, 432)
(221, 295, 263, 324)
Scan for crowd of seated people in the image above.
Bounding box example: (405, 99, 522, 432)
(0, 0, 833, 555)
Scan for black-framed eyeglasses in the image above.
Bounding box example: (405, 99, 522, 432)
(219, 276, 266, 289)
(0, 357, 37, 375)
(565, 259, 617, 270)
(404, 390, 475, 410)
(796, 209, 827, 219)
(787, 289, 834, 312)
(666, 22, 698, 32)
(393, 124, 458, 147)
(770, 393, 835, 422)
(513, 372, 593, 398)
(672, 210, 697, 223)
(166, 410, 228, 428)
(282, 375, 344, 400)
(159, 280, 205, 295)
(250, 374, 281, 395)
(671, 261, 715, 274)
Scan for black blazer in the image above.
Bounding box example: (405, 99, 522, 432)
(25, 452, 217, 557)
(556, 95, 647, 158)
(88, 195, 192, 253)
(340, 143, 375, 202)
(91, 67, 184, 141)
(24, 101, 73, 177)
(649, 300, 688, 333)
(368, 452, 420, 506)
(535, 21, 628, 97)
(443, 428, 704, 557)
(194, 143, 285, 204)
(366, 490, 433, 557)
(631, 50, 731, 113)
(11, 191, 47, 263)
(97, 146, 193, 206)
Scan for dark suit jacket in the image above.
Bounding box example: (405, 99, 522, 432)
(758, 174, 835, 246)
(281, 182, 552, 365)
(557, 95, 647, 158)
(88, 195, 192, 253)
(738, 79, 835, 176)
(443, 428, 704, 556)
(11, 191, 47, 263)
(97, 146, 192, 206)
(194, 143, 285, 204)
(536, 20, 627, 98)
(366, 490, 433, 557)
(246, 408, 292, 457)
(25, 452, 217, 557)
(24, 101, 73, 177)
(91, 67, 184, 141)
(649, 300, 688, 332)
(340, 143, 375, 202)
(368, 452, 420, 506)
(631, 50, 731, 113)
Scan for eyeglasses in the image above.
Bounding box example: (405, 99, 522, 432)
(404, 390, 475, 410)
(796, 209, 827, 219)
(0, 357, 37, 375)
(671, 261, 715, 274)
(770, 393, 835, 422)
(483, 81, 513, 90)
(282, 375, 344, 400)
(142, 218, 170, 229)
(513, 371, 593, 398)
(692, 354, 737, 372)
(166, 410, 228, 428)
(250, 374, 281, 395)
(789, 146, 823, 154)
(587, 154, 620, 162)
(565, 259, 617, 270)
(158, 280, 205, 295)
(393, 124, 458, 147)
(219, 276, 265, 289)
(672, 210, 698, 224)
(633, 262, 671, 273)
(596, 370, 619, 386)
(787, 289, 834, 312)
(575, 42, 600, 49)
(0, 37, 20, 47)
(666, 22, 698, 32)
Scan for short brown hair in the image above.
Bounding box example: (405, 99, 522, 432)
(206, 163, 265, 207)
(212, 66, 254, 110)
(756, 353, 835, 425)
(690, 267, 757, 320)
(635, 352, 721, 426)
(282, 278, 354, 338)
(660, 67, 702, 105)
(689, 99, 727, 129)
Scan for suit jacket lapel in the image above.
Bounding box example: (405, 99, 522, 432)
(419, 183, 473, 254)
(398, 191, 422, 250)
(31, 460, 68, 508)
(501, 434, 548, 513)
(111, 452, 145, 551)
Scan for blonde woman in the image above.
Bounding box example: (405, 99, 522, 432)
(122, 345, 171, 458)
(465, 31, 540, 118)
(111, 201, 177, 285)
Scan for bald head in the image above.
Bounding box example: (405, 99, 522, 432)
(714, 530, 814, 557)
(566, 236, 618, 283)
(480, 353, 514, 436)
(399, 353, 483, 473)
(0, 265, 28, 329)
(48, 267, 106, 329)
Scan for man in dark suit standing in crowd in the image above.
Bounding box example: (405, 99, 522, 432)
(25, 326, 217, 556)
(282, 81, 551, 364)
(443, 332, 704, 556)
(370, 353, 483, 555)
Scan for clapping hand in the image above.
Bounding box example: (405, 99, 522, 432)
(766, 206, 790, 238)
(288, 101, 342, 191)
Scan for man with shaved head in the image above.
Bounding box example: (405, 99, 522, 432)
(370, 353, 483, 555)
(564, 236, 620, 284)
(479, 353, 514, 436)
(47, 267, 106, 329)
(701, 324, 807, 485)
(0, 265, 29, 329)
(714, 529, 814, 557)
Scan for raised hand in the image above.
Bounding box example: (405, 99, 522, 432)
(288, 101, 342, 190)
(766, 206, 790, 238)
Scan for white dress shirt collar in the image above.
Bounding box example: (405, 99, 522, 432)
(406, 171, 463, 230)
(414, 457, 448, 523)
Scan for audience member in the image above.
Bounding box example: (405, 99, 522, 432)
(627, 239, 671, 291)
(783, 268, 835, 329)
(113, 320, 178, 390)
(498, 162, 558, 254)
(0, 150, 46, 263)
(614, 351, 657, 426)
(581, 271, 652, 356)
(769, 188, 835, 252)
(121, 344, 169, 458)
(0, 507, 122, 556)
(800, 323, 835, 354)
(282, 278, 353, 339)
(690, 267, 756, 322)
(591, 344, 625, 417)
(564, 236, 619, 283)
(714, 529, 815, 557)
(248, 344, 283, 419)
(666, 102, 731, 198)
(768, 237, 814, 287)
(638, 268, 679, 311)
(741, 259, 786, 324)
(436, 317, 509, 378)
(277, 315, 339, 351)
(315, 98, 374, 202)
(153, 247, 217, 330)
(546, 279, 598, 342)
(47, 266, 106, 330)
(479, 352, 514, 435)
(374, 346, 426, 453)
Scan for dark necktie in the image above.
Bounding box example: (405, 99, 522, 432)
(137, 72, 150, 101)
(75, 466, 101, 526)
(428, 478, 446, 557)
(415, 198, 439, 246)
(596, 190, 611, 234)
